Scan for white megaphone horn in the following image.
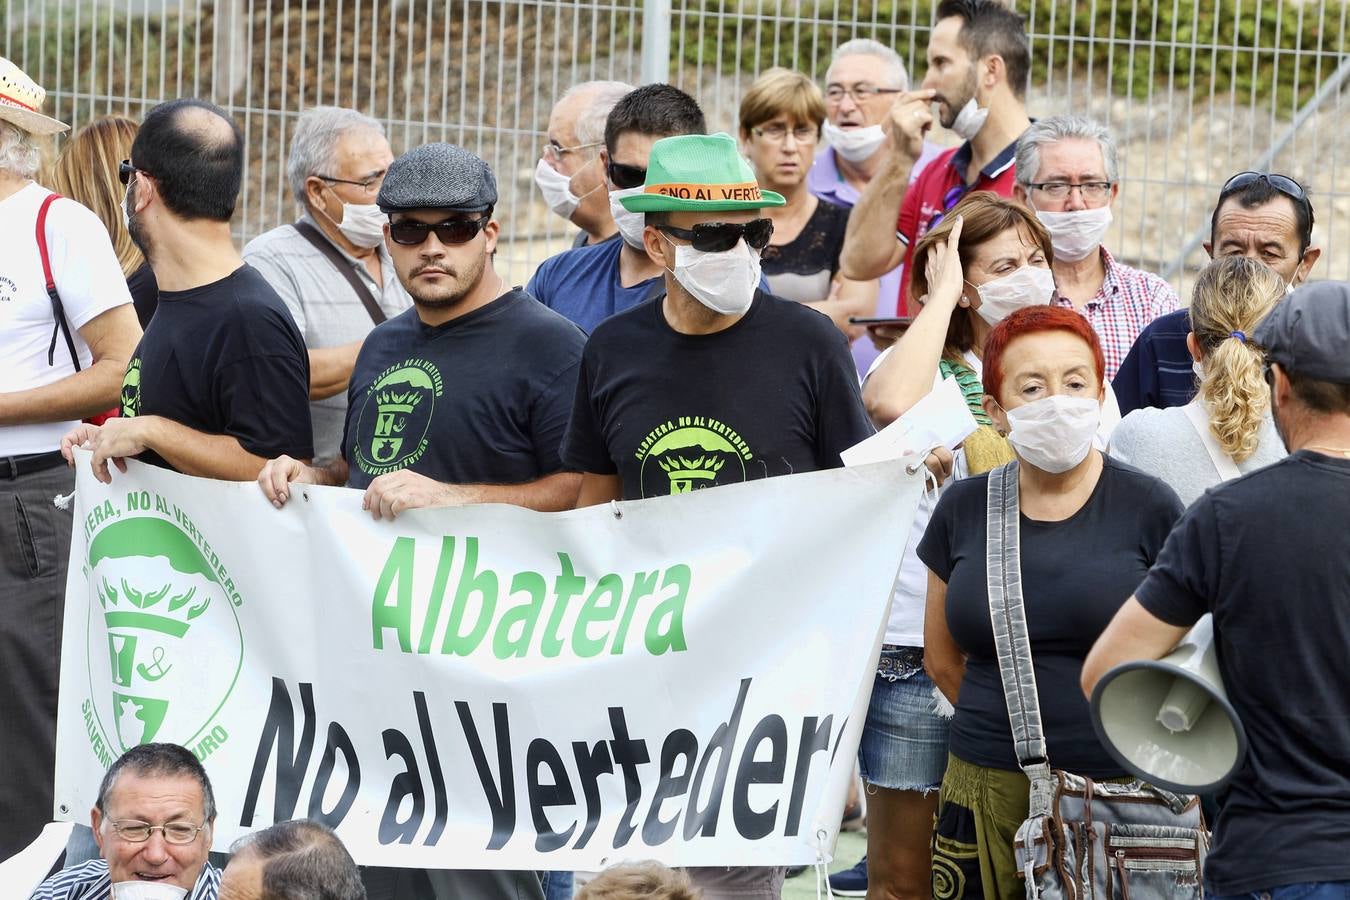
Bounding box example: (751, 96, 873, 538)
(1089, 614, 1248, 793)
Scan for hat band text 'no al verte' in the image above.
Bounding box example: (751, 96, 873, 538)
(643, 181, 764, 202)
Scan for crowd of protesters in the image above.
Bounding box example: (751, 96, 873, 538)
(4, 0, 1350, 897)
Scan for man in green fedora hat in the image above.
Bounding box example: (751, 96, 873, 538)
(562, 134, 874, 894)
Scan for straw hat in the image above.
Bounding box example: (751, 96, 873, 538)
(0, 57, 70, 135)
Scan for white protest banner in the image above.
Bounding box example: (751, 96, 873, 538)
(55, 451, 923, 869)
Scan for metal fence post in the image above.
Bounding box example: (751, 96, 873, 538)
(641, 0, 672, 85)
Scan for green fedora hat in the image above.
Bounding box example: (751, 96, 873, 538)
(621, 132, 786, 213)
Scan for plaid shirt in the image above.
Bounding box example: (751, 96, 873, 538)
(1052, 247, 1180, 381)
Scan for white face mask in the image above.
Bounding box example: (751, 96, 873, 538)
(971, 265, 1056, 326)
(665, 236, 761, 316)
(1035, 206, 1113, 262)
(609, 186, 648, 249)
(949, 97, 989, 140)
(330, 201, 388, 249)
(1192, 359, 1205, 380)
(1005, 394, 1101, 474)
(534, 158, 582, 220)
(112, 882, 189, 900)
(822, 122, 887, 163)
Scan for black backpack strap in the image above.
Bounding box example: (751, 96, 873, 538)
(293, 221, 387, 326)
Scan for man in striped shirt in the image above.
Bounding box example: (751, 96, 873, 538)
(30, 744, 221, 900)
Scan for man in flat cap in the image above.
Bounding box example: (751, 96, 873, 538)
(562, 133, 873, 899)
(258, 142, 578, 895)
(1084, 282, 1350, 899)
(258, 140, 583, 519)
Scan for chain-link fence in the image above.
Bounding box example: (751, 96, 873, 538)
(6, 0, 1348, 291)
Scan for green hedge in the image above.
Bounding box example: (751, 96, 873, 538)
(670, 0, 1349, 109)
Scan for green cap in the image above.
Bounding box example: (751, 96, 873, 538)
(620, 133, 787, 213)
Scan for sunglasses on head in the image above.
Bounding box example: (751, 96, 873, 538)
(656, 218, 774, 253)
(388, 215, 489, 246)
(1221, 171, 1306, 201)
(607, 160, 647, 190)
(118, 160, 140, 185)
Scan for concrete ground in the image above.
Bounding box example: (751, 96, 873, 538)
(781, 827, 867, 899)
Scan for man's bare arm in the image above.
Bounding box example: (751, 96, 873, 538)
(308, 341, 363, 401)
(362, 470, 583, 519)
(0, 304, 141, 425)
(839, 90, 936, 281)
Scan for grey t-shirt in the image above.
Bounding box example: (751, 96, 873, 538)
(243, 215, 413, 464)
(1108, 399, 1286, 505)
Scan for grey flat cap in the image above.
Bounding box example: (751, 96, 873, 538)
(1254, 281, 1350, 384)
(377, 142, 497, 213)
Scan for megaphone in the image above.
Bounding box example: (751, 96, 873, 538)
(1090, 614, 1248, 793)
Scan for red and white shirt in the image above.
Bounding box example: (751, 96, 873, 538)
(895, 137, 1021, 315)
(1052, 246, 1180, 381)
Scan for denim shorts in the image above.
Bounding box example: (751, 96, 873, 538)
(857, 646, 950, 792)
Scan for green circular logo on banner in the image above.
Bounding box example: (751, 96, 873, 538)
(84, 515, 244, 760)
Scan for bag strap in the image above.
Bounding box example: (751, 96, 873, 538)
(985, 461, 1056, 814)
(1180, 400, 1242, 481)
(36, 192, 83, 372)
(293, 221, 387, 326)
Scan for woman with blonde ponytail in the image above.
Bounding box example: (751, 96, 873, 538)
(1110, 255, 1286, 503)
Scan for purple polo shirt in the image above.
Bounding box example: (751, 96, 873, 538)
(808, 142, 944, 377)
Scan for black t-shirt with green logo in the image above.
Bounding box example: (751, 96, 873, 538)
(342, 289, 585, 489)
(562, 290, 874, 499)
(119, 265, 313, 467)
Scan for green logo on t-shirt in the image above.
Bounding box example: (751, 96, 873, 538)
(354, 359, 445, 476)
(121, 358, 142, 418)
(634, 417, 754, 498)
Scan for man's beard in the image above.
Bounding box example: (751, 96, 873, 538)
(125, 180, 153, 259)
(936, 65, 979, 129)
(406, 251, 486, 309)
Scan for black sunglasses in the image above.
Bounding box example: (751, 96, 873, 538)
(656, 219, 774, 253)
(388, 216, 489, 246)
(607, 160, 647, 190)
(118, 160, 140, 185)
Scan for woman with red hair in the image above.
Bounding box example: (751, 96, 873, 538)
(917, 304, 1185, 899)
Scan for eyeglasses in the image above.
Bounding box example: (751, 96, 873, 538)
(118, 160, 142, 186)
(542, 140, 602, 163)
(824, 85, 903, 104)
(1026, 181, 1114, 200)
(315, 171, 386, 193)
(388, 216, 490, 246)
(607, 160, 647, 190)
(751, 124, 819, 144)
(656, 218, 774, 253)
(108, 819, 206, 844)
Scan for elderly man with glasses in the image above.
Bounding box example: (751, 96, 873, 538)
(244, 106, 413, 465)
(1012, 114, 1181, 381)
(30, 743, 222, 899)
(1113, 170, 1321, 414)
(533, 80, 634, 248)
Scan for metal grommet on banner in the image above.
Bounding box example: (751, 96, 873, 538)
(610, 500, 622, 520)
(813, 827, 835, 899)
